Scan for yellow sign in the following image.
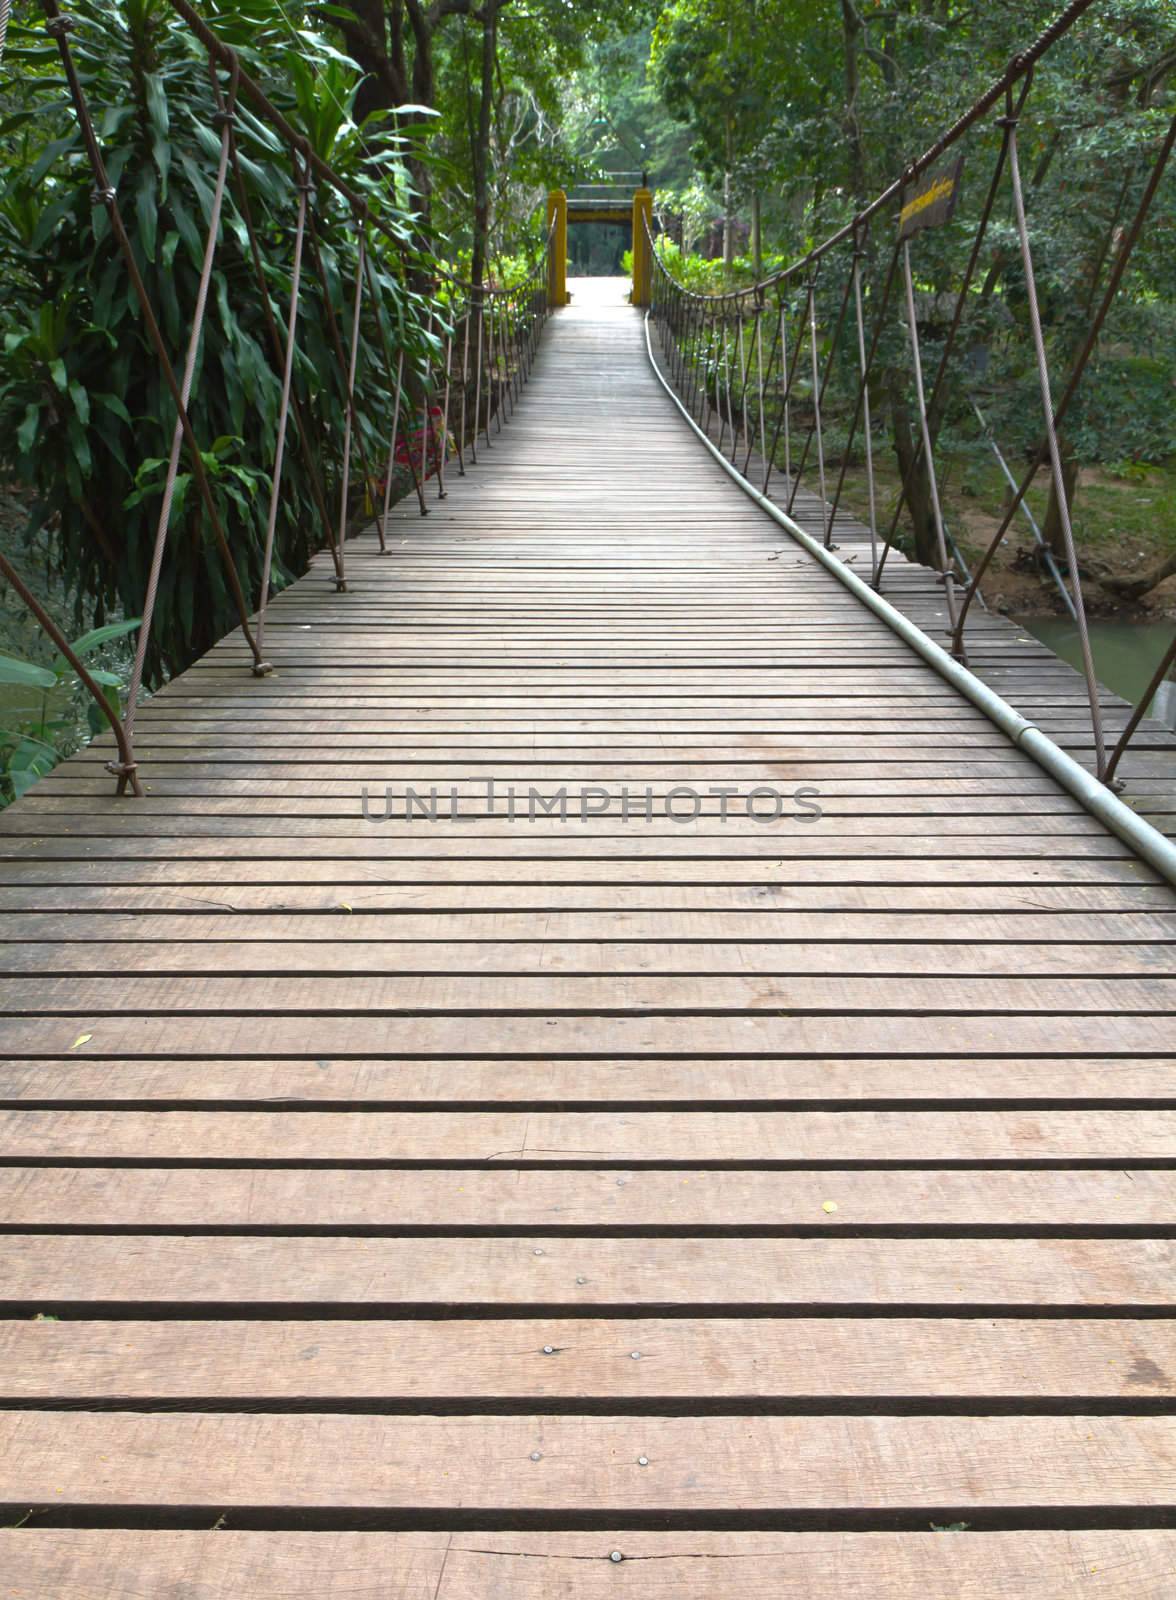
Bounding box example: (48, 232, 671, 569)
(899, 157, 964, 239)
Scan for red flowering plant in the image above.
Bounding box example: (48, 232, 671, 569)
(371, 407, 450, 506)
(399, 406, 448, 478)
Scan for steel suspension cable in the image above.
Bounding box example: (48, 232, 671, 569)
(1105, 635, 1176, 788)
(254, 172, 308, 655)
(872, 83, 1026, 588)
(20, 0, 556, 803)
(951, 103, 1176, 661)
(124, 63, 240, 718)
(228, 138, 343, 588)
(1003, 95, 1104, 773)
(642, 0, 1174, 790)
(43, 5, 266, 730)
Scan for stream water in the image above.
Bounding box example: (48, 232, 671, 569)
(1017, 616, 1176, 731)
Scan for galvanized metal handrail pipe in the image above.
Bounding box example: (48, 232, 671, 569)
(642, 307, 1176, 890)
(644, 0, 1176, 792)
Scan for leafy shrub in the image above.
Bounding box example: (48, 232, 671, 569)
(0, 0, 436, 683)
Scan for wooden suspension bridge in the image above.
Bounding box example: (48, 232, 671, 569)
(1, 279, 1175, 1592)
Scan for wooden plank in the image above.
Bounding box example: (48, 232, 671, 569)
(5, 1236, 1171, 1308)
(1, 938, 1170, 980)
(2, 1056, 1174, 1107)
(2, 909, 1171, 944)
(2, 857, 1157, 885)
(0, 1011, 1170, 1061)
(3, 1529, 1174, 1597)
(0, 278, 1173, 1567)
(4, 1108, 1175, 1163)
(8, 884, 1169, 914)
(1, 1412, 1173, 1509)
(2, 973, 1172, 1017)
(3, 1166, 1170, 1228)
(10, 795, 1105, 818)
(0, 805, 1123, 834)
(0, 831, 1140, 858)
(4, 1317, 1173, 1400)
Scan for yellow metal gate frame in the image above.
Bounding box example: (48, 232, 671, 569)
(547, 187, 653, 307)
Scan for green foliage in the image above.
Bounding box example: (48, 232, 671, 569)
(655, 176, 715, 252)
(0, 617, 140, 800)
(650, 1, 783, 188)
(561, 21, 695, 195)
(0, 0, 435, 684)
(428, 1, 652, 265)
(653, 236, 786, 291)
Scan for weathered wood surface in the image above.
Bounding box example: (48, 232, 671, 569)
(2, 1167, 1171, 1227)
(4, 1108, 1176, 1162)
(1, 279, 1173, 1591)
(4, 1531, 1175, 1599)
(648, 324, 1176, 835)
(4, 1318, 1174, 1399)
(3, 1412, 1175, 1509)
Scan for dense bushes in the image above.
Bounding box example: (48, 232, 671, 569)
(0, 0, 436, 682)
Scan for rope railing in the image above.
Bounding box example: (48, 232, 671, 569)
(646, 1, 1176, 789)
(13, 0, 554, 796)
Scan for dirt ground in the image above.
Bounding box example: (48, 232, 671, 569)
(836, 458, 1176, 621)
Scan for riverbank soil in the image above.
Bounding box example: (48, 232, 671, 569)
(837, 453, 1176, 620)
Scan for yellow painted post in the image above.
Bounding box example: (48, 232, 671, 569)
(631, 187, 653, 307)
(546, 189, 567, 307)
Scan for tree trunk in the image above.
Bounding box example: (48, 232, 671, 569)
(840, 0, 866, 200)
(334, 0, 409, 124)
(469, 2, 498, 293)
(887, 368, 938, 567)
(751, 190, 762, 279)
(722, 112, 734, 267)
(407, 7, 437, 239)
(333, 0, 435, 245)
(1105, 546, 1176, 600)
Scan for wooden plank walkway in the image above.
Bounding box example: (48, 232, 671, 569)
(663, 321, 1176, 833)
(778, 483, 1176, 836)
(1, 277, 1174, 1593)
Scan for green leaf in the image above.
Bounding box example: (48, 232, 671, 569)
(16, 404, 39, 455)
(17, 131, 80, 193)
(9, 737, 56, 797)
(28, 191, 80, 252)
(143, 73, 170, 142)
(0, 727, 57, 755)
(68, 381, 90, 425)
(0, 655, 57, 690)
(135, 169, 157, 264)
(48, 358, 68, 392)
(66, 619, 143, 657)
(98, 104, 137, 140)
(8, 741, 55, 775)
(0, 111, 37, 139)
(168, 191, 203, 268)
(65, 415, 91, 478)
(95, 391, 132, 426)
